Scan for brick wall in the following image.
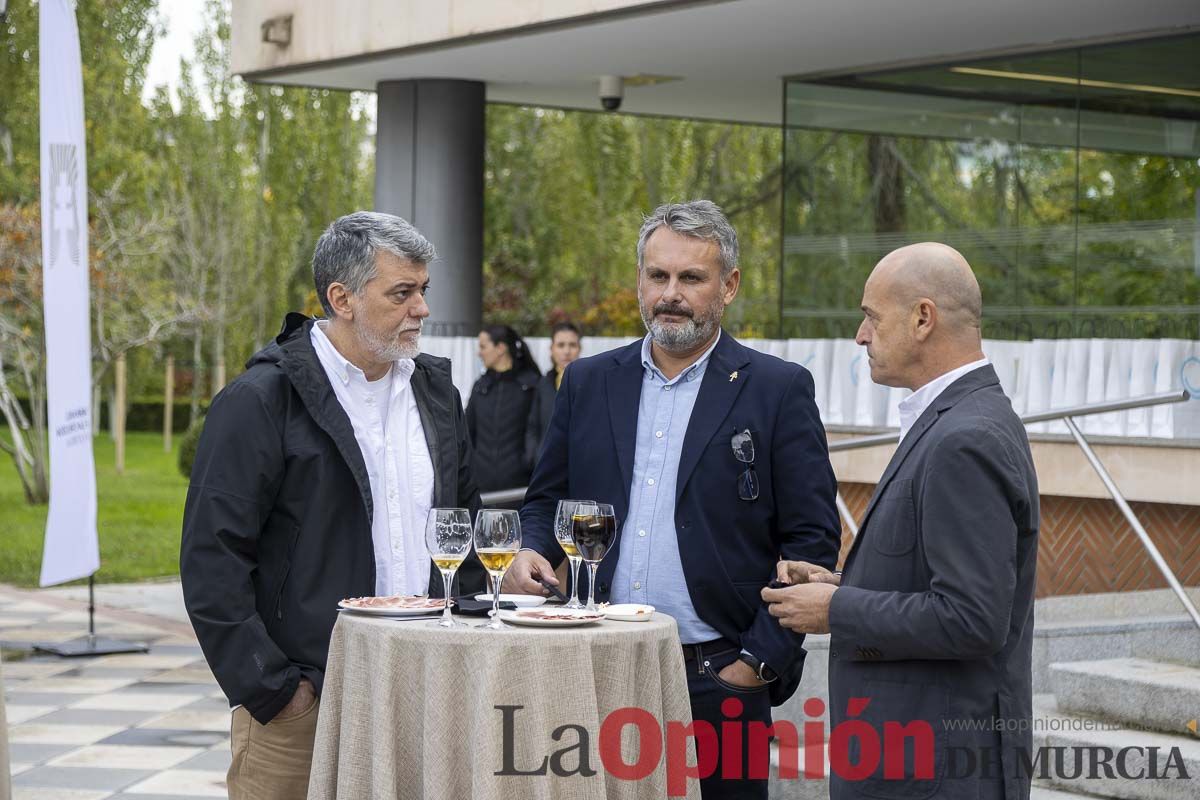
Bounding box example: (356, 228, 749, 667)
(836, 482, 1200, 597)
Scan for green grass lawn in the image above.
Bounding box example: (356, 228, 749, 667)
(0, 431, 188, 587)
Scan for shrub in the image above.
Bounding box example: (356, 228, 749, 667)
(177, 415, 206, 479)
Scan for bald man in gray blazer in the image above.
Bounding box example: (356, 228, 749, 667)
(764, 243, 1039, 800)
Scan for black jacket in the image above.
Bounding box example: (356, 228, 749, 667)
(524, 370, 560, 471)
(465, 366, 541, 492)
(180, 313, 484, 724)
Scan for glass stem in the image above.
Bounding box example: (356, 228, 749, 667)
(570, 557, 582, 605)
(587, 562, 599, 609)
(441, 569, 455, 624)
(491, 570, 503, 623)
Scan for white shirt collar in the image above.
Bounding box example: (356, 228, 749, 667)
(311, 320, 415, 389)
(897, 358, 991, 442)
(640, 329, 722, 384)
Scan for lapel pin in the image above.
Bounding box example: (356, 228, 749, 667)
(729, 370, 739, 382)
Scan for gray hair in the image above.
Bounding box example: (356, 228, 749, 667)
(636, 200, 739, 278)
(312, 211, 436, 316)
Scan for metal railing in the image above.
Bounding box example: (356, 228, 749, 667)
(481, 388, 1199, 631)
(827, 389, 1199, 631)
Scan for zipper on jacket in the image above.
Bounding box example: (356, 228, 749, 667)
(274, 561, 292, 620)
(274, 525, 301, 620)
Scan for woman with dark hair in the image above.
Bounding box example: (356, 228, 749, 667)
(466, 324, 542, 492)
(525, 321, 582, 470)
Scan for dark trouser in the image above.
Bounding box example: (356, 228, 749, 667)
(684, 640, 773, 800)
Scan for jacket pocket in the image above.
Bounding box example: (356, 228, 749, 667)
(705, 664, 771, 695)
(273, 524, 301, 621)
(870, 479, 917, 556)
(846, 679, 947, 799)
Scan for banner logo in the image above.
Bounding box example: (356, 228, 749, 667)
(47, 142, 81, 268)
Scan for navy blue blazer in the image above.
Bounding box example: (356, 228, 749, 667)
(520, 332, 840, 703)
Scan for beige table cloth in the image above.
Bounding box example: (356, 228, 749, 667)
(308, 611, 699, 800)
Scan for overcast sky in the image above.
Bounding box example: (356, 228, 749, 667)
(143, 0, 204, 104)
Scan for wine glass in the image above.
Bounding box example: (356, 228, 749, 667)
(570, 502, 617, 611)
(426, 508, 473, 628)
(554, 499, 587, 609)
(473, 509, 521, 630)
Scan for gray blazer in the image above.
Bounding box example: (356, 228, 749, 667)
(828, 365, 1039, 800)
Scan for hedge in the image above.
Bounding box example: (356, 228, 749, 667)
(11, 397, 207, 434)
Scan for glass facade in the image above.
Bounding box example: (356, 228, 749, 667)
(782, 34, 1200, 340)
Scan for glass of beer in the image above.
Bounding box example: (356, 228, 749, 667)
(425, 508, 473, 628)
(554, 499, 587, 609)
(570, 502, 617, 611)
(473, 509, 521, 630)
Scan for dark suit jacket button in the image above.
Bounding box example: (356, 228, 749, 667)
(830, 650, 838, 659)
(598, 583, 608, 593)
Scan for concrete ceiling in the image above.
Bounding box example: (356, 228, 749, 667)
(239, 0, 1200, 125)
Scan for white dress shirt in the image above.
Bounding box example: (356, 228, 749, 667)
(310, 322, 434, 596)
(897, 358, 991, 442)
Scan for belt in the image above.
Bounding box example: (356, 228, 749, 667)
(681, 637, 738, 664)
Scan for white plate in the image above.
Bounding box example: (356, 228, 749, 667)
(497, 608, 604, 627)
(338, 599, 449, 616)
(475, 594, 547, 608)
(600, 604, 655, 622)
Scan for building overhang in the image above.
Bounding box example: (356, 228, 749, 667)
(231, 0, 1200, 125)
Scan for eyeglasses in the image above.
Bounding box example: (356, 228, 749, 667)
(731, 429, 758, 501)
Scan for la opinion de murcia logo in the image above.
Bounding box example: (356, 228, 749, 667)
(48, 142, 81, 269)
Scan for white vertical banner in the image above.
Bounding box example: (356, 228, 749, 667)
(39, 0, 99, 586)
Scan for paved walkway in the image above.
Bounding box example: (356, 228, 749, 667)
(1, 580, 229, 799)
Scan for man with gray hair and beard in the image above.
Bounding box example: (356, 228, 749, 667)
(181, 211, 484, 800)
(507, 200, 841, 799)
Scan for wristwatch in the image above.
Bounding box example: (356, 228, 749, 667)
(737, 651, 778, 683)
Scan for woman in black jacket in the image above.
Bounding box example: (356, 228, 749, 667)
(466, 324, 542, 493)
(525, 321, 582, 470)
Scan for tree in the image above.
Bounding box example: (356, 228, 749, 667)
(90, 181, 196, 405)
(0, 0, 163, 204)
(483, 106, 785, 337)
(0, 204, 50, 503)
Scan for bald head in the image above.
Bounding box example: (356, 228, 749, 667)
(871, 243, 982, 332)
(857, 242, 987, 390)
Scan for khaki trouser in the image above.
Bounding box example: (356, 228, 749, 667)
(227, 698, 320, 800)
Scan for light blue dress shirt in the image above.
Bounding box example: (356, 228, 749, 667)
(610, 332, 723, 644)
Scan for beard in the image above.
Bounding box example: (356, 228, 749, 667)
(639, 293, 722, 353)
(356, 319, 421, 362)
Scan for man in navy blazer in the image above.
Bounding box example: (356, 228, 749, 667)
(507, 200, 841, 799)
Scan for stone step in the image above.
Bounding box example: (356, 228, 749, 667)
(1133, 620, 1200, 667)
(1050, 658, 1200, 735)
(765, 766, 1126, 799)
(767, 772, 826, 800)
(1030, 695, 1200, 800)
(1031, 785, 1113, 800)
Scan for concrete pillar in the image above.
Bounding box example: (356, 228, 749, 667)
(375, 79, 484, 337)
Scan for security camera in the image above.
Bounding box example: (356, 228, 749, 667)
(599, 75, 624, 112)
